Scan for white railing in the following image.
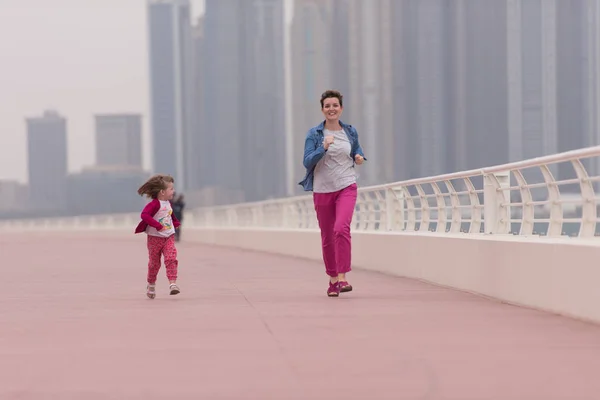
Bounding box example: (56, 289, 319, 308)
(3, 146, 600, 238)
(191, 146, 600, 238)
(0, 213, 140, 232)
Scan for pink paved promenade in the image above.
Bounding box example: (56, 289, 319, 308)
(3, 232, 600, 399)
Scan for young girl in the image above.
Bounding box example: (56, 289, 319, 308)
(135, 174, 181, 299)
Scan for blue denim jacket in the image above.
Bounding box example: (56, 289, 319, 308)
(298, 120, 367, 191)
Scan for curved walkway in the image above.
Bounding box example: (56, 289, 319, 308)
(2, 232, 600, 399)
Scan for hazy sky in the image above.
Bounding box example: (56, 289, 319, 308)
(0, 0, 291, 184)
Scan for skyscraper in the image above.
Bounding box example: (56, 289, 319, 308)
(292, 0, 395, 187)
(330, 0, 352, 108)
(555, 0, 600, 184)
(190, 17, 208, 191)
(504, 0, 558, 199)
(204, 0, 286, 203)
(26, 110, 68, 212)
(95, 114, 142, 168)
(147, 0, 194, 189)
(346, 0, 394, 185)
(291, 0, 334, 195)
(203, 0, 250, 203)
(391, 0, 455, 181)
(462, 0, 509, 171)
(244, 0, 286, 201)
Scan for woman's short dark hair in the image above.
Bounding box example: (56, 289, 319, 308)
(320, 90, 343, 108)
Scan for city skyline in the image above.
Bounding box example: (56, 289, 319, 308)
(0, 0, 296, 184)
(2, 0, 599, 204)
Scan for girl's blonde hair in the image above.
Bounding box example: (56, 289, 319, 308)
(137, 174, 174, 199)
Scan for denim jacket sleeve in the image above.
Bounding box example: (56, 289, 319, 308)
(351, 127, 367, 161)
(303, 130, 327, 169)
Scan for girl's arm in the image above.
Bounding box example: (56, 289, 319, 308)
(141, 199, 163, 230)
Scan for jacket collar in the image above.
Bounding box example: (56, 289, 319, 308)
(316, 120, 349, 132)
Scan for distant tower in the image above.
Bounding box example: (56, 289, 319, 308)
(147, 0, 194, 189)
(95, 114, 142, 168)
(26, 110, 68, 212)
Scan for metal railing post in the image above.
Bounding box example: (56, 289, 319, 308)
(484, 171, 511, 234)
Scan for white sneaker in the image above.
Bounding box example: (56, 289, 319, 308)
(147, 284, 156, 299)
(169, 283, 180, 295)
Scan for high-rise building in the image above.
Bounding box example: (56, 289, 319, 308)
(291, 0, 334, 195)
(244, 0, 286, 201)
(584, 0, 600, 184)
(95, 114, 142, 168)
(553, 0, 600, 185)
(502, 0, 559, 199)
(67, 166, 149, 216)
(462, 0, 509, 171)
(190, 17, 208, 191)
(204, 0, 286, 203)
(346, 0, 394, 185)
(392, 0, 450, 182)
(0, 180, 28, 213)
(330, 0, 352, 110)
(147, 0, 194, 189)
(391, 0, 509, 183)
(26, 110, 68, 212)
(391, 0, 434, 181)
(204, 0, 250, 203)
(292, 0, 394, 187)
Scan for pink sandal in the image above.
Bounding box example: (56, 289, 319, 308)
(339, 281, 353, 293)
(327, 281, 340, 297)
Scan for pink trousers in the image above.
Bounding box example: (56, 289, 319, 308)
(147, 234, 178, 284)
(313, 183, 358, 277)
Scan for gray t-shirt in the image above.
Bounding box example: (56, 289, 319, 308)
(313, 129, 357, 193)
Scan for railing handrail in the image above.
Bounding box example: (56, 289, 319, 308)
(195, 145, 600, 211)
(4, 145, 600, 238)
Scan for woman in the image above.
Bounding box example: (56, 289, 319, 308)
(299, 90, 366, 297)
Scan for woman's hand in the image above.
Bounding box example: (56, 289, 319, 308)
(355, 154, 364, 165)
(323, 136, 334, 150)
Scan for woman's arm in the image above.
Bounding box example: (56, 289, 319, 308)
(303, 130, 327, 169)
(352, 127, 367, 161)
